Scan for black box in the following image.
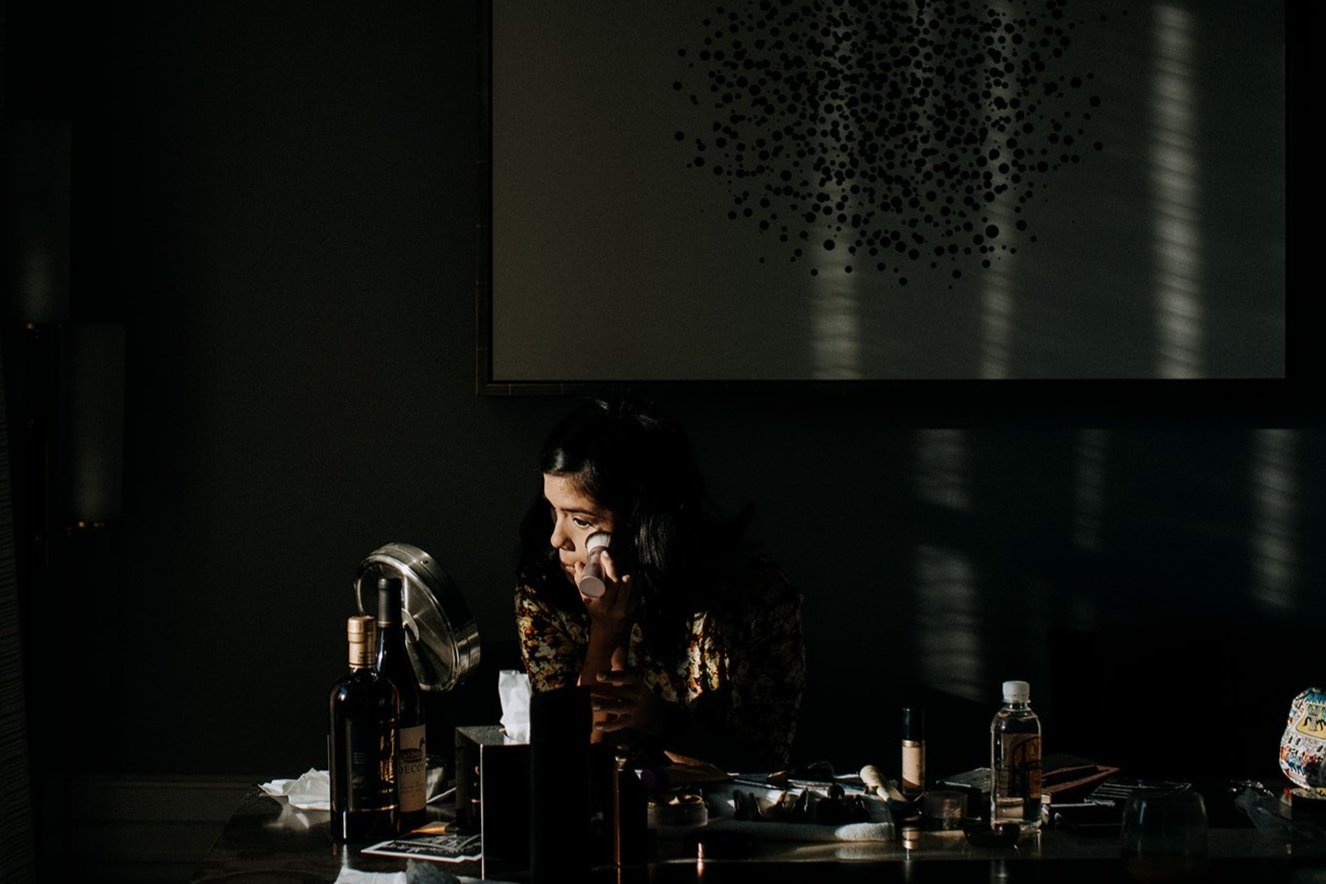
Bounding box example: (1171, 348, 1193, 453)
(454, 725, 530, 879)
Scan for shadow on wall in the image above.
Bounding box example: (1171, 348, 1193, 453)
(785, 424, 1323, 780)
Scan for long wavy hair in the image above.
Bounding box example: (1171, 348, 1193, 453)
(517, 398, 751, 626)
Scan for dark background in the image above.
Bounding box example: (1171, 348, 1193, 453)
(1, 0, 1315, 866)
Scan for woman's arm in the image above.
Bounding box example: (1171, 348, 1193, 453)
(575, 550, 634, 689)
(515, 584, 585, 692)
(590, 662, 790, 771)
(591, 569, 806, 771)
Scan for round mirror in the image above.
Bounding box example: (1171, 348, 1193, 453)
(355, 542, 481, 692)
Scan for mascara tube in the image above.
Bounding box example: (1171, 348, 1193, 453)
(902, 706, 925, 799)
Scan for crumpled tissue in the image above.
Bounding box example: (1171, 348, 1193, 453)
(261, 768, 331, 810)
(498, 669, 531, 742)
(704, 818, 895, 842)
(333, 869, 408, 884)
(334, 866, 468, 884)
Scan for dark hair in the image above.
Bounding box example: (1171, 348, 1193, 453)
(517, 398, 749, 614)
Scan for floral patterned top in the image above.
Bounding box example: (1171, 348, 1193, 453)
(515, 560, 805, 770)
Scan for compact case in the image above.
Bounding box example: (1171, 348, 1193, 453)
(1280, 687, 1326, 789)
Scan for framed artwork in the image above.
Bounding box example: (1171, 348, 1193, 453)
(477, 0, 1290, 409)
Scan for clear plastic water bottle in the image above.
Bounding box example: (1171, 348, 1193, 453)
(990, 680, 1042, 831)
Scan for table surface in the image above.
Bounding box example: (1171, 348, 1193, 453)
(190, 786, 1326, 884)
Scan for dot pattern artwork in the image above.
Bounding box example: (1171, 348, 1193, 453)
(673, 0, 1109, 283)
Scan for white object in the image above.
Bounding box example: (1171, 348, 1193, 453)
(705, 818, 894, 841)
(577, 532, 612, 598)
(498, 669, 532, 742)
(859, 764, 904, 802)
(332, 869, 409, 884)
(260, 768, 331, 810)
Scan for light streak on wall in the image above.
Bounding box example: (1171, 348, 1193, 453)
(914, 544, 984, 702)
(811, 260, 862, 379)
(1073, 429, 1108, 552)
(980, 215, 1018, 380)
(810, 4, 862, 380)
(1250, 429, 1296, 613)
(915, 428, 970, 511)
(980, 0, 1020, 380)
(1151, 4, 1204, 378)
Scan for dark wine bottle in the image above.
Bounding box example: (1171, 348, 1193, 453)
(329, 614, 399, 843)
(375, 576, 428, 833)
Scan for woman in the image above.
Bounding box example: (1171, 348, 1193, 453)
(515, 398, 805, 771)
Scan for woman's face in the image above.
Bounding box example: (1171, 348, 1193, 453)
(543, 473, 616, 584)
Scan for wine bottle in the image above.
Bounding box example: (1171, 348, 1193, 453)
(375, 576, 428, 833)
(329, 614, 399, 843)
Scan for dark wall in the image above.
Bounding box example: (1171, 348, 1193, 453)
(5, 0, 1316, 788)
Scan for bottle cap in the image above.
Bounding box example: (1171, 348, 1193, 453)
(347, 614, 376, 638)
(902, 706, 924, 740)
(377, 576, 404, 624)
(1001, 680, 1030, 703)
(347, 615, 377, 666)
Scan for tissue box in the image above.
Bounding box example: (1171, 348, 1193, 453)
(454, 725, 530, 877)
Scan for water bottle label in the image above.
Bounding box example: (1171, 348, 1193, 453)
(997, 733, 1042, 800)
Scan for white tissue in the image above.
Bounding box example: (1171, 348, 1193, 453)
(704, 818, 895, 842)
(498, 670, 532, 742)
(333, 869, 408, 884)
(334, 868, 468, 884)
(261, 768, 331, 810)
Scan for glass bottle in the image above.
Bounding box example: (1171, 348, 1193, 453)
(990, 679, 1042, 831)
(375, 576, 428, 833)
(329, 614, 399, 842)
(901, 705, 925, 800)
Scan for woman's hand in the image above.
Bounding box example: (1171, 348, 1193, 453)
(575, 550, 634, 644)
(590, 647, 668, 737)
(576, 550, 636, 701)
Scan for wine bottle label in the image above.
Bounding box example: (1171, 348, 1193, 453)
(344, 720, 397, 812)
(397, 723, 428, 813)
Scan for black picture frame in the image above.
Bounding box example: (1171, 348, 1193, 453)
(476, 1, 1305, 422)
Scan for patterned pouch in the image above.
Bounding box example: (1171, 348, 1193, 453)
(1280, 687, 1326, 788)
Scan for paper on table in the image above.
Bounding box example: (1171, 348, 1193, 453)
(363, 833, 482, 862)
(261, 768, 331, 810)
